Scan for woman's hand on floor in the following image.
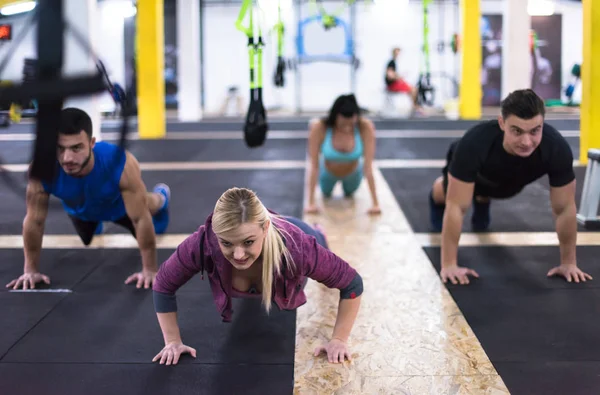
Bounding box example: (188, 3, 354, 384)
(313, 338, 352, 363)
(153, 341, 197, 365)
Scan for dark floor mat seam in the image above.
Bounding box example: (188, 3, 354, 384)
(67, 250, 121, 292)
(0, 254, 109, 361)
(0, 293, 71, 362)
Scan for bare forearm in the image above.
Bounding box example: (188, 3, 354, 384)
(364, 166, 379, 206)
(133, 214, 158, 272)
(308, 166, 319, 204)
(441, 204, 464, 268)
(22, 217, 44, 272)
(331, 297, 361, 342)
(157, 312, 182, 344)
(554, 203, 577, 265)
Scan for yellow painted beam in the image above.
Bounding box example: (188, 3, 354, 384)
(459, 0, 482, 120)
(136, 0, 166, 139)
(0, 0, 34, 7)
(579, 0, 600, 165)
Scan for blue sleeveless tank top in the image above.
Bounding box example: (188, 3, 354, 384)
(41, 141, 128, 222)
(321, 127, 363, 162)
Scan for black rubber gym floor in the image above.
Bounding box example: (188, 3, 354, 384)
(382, 166, 589, 233)
(0, 138, 308, 164)
(383, 161, 600, 393)
(0, 169, 305, 235)
(0, 135, 580, 164)
(0, 169, 303, 395)
(0, 116, 580, 133)
(0, 117, 589, 394)
(423, 247, 600, 395)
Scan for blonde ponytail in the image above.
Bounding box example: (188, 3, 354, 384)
(260, 214, 294, 312)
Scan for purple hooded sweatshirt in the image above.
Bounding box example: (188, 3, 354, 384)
(152, 211, 359, 322)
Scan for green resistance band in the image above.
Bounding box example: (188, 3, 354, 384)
(416, 0, 435, 107)
(278, 4, 284, 57)
(235, 0, 264, 91)
(422, 0, 432, 74)
(272, 0, 286, 88)
(274, 0, 284, 58)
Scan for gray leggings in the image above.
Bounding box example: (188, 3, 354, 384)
(282, 216, 328, 249)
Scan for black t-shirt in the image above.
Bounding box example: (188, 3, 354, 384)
(385, 60, 396, 86)
(448, 120, 575, 198)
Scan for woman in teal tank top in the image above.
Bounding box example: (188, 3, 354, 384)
(305, 94, 381, 215)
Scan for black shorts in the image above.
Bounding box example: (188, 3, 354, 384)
(69, 215, 136, 246)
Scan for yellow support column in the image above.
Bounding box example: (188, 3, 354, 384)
(136, 0, 166, 139)
(459, 0, 482, 119)
(580, 0, 600, 165)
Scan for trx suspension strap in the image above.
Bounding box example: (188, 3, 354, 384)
(0, 1, 131, 196)
(273, 0, 286, 88)
(417, 0, 435, 107)
(236, 0, 268, 148)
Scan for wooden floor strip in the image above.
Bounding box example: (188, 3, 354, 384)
(0, 159, 584, 173)
(415, 231, 600, 247)
(1, 231, 595, 250)
(293, 163, 509, 394)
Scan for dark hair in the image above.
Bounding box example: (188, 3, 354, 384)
(322, 94, 361, 127)
(59, 107, 93, 139)
(500, 89, 545, 120)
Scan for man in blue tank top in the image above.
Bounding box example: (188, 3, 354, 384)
(6, 108, 171, 291)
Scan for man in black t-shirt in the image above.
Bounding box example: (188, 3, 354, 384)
(428, 89, 591, 286)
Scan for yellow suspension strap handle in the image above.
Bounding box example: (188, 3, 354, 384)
(309, 0, 356, 30)
(236, 0, 268, 148)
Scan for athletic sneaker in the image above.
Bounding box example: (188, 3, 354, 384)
(428, 190, 445, 232)
(471, 199, 490, 232)
(152, 183, 171, 235)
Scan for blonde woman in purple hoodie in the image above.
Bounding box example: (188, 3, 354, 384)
(151, 187, 363, 366)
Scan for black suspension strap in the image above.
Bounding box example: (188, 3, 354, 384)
(416, 0, 435, 107)
(0, 0, 131, 195)
(273, 0, 286, 88)
(236, 0, 268, 148)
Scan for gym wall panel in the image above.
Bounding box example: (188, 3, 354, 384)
(199, 0, 583, 115)
(0, 1, 583, 115)
(355, 1, 461, 112)
(559, 2, 583, 104)
(0, 17, 35, 81)
(201, 3, 297, 116)
(295, 0, 353, 112)
(479, 0, 582, 104)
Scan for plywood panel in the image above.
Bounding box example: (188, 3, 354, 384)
(296, 165, 509, 394)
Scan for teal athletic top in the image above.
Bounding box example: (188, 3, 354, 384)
(321, 127, 363, 162)
(41, 141, 128, 222)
